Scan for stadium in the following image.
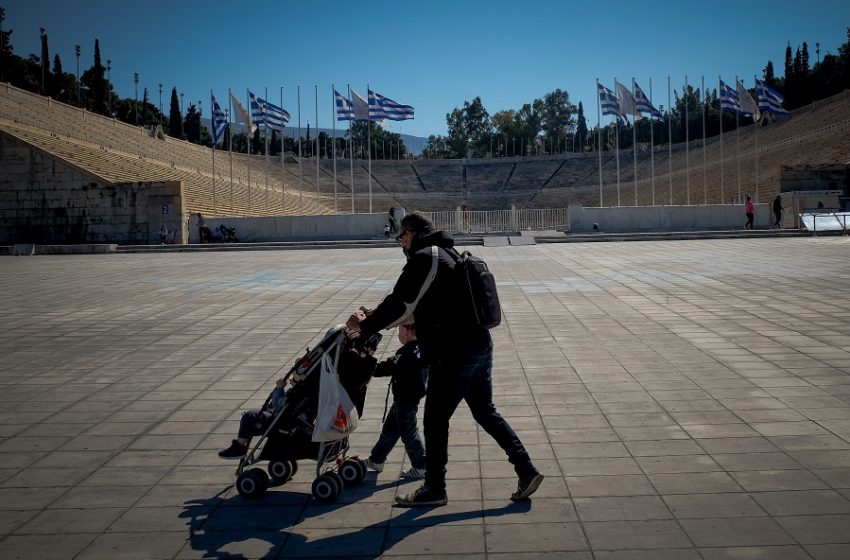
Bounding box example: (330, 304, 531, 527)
(2, 80, 849, 245)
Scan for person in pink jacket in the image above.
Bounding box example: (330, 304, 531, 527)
(744, 195, 755, 229)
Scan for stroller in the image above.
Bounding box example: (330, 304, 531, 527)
(234, 325, 381, 502)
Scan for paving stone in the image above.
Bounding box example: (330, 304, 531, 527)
(2, 239, 850, 559)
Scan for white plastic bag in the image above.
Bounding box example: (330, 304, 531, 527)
(311, 353, 359, 442)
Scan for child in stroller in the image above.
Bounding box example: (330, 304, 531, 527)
(224, 324, 381, 501)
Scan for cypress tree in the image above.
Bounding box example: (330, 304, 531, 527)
(575, 101, 588, 151)
(763, 61, 776, 88)
(168, 87, 182, 138)
(784, 43, 794, 104)
(39, 28, 50, 96)
(90, 39, 107, 115)
(51, 53, 63, 100)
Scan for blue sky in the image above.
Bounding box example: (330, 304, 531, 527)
(3, 0, 848, 137)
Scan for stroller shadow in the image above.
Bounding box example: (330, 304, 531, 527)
(181, 477, 532, 559)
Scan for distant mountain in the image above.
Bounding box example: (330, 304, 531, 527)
(201, 118, 428, 155)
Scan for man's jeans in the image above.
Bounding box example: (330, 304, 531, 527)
(369, 402, 426, 469)
(424, 347, 533, 491)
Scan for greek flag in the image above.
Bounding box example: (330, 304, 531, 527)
(210, 93, 228, 146)
(335, 90, 354, 121)
(369, 89, 414, 121)
(719, 79, 741, 114)
(598, 83, 624, 119)
(633, 81, 663, 119)
(249, 91, 290, 131)
(756, 79, 789, 116)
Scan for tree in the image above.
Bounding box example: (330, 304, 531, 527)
(168, 87, 182, 138)
(50, 53, 65, 100)
(575, 101, 588, 151)
(445, 97, 491, 158)
(540, 89, 576, 150)
(89, 39, 107, 115)
(39, 28, 49, 96)
(784, 42, 794, 105)
(183, 104, 201, 144)
(763, 60, 777, 88)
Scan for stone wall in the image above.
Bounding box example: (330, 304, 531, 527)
(0, 134, 185, 244)
(568, 203, 772, 232)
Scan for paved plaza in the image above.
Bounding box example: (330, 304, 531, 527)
(1, 237, 850, 559)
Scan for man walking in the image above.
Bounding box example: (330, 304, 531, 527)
(347, 211, 543, 507)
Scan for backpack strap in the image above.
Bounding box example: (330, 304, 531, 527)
(386, 245, 439, 328)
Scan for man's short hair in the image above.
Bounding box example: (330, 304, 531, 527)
(400, 211, 435, 236)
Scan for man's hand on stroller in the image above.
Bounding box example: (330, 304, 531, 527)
(346, 312, 365, 333)
(346, 307, 372, 334)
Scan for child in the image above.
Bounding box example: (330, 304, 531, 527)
(362, 323, 428, 479)
(218, 377, 287, 459)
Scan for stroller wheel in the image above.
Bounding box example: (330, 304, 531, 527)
(311, 473, 342, 503)
(236, 468, 269, 499)
(339, 459, 365, 485)
(268, 460, 296, 484)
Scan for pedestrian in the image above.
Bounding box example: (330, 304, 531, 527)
(772, 195, 783, 229)
(388, 207, 398, 235)
(744, 195, 755, 230)
(384, 223, 391, 239)
(346, 211, 543, 507)
(360, 324, 428, 480)
(197, 213, 206, 243)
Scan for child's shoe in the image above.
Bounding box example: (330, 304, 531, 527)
(218, 440, 248, 460)
(400, 466, 426, 479)
(362, 458, 384, 472)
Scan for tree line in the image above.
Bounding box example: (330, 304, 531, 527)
(426, 27, 850, 159)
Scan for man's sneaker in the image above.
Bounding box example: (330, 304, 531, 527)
(362, 458, 384, 472)
(218, 440, 248, 460)
(400, 466, 426, 480)
(511, 472, 544, 501)
(395, 484, 448, 507)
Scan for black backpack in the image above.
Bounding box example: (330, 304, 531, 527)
(452, 250, 501, 329)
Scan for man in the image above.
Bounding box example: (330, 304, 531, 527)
(347, 212, 543, 507)
(772, 195, 783, 229)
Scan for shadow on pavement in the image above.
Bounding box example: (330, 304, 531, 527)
(180, 477, 532, 559)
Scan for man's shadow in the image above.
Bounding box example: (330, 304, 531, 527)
(180, 476, 532, 559)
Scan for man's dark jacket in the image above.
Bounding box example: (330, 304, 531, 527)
(359, 230, 491, 364)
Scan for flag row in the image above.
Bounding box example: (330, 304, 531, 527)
(207, 88, 414, 146)
(598, 77, 789, 124)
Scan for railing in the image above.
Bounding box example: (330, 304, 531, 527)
(423, 207, 569, 233)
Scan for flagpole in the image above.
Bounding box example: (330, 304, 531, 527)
(701, 76, 707, 205)
(246, 89, 252, 214)
(211, 90, 216, 216)
(367, 84, 372, 214)
(315, 85, 320, 206)
(753, 75, 759, 204)
(719, 76, 724, 204)
(264, 86, 270, 212)
(331, 84, 337, 212)
(668, 76, 672, 205)
(596, 79, 602, 207)
(348, 84, 354, 213)
(685, 75, 690, 205)
(614, 77, 620, 206)
(649, 78, 655, 206)
(297, 85, 302, 211)
(632, 78, 637, 206)
(735, 76, 741, 203)
(228, 89, 234, 214)
(281, 86, 286, 211)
